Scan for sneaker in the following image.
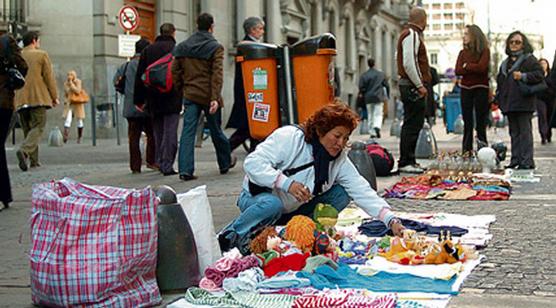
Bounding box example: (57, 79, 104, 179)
(375, 128, 381, 139)
(517, 164, 535, 170)
(504, 163, 519, 169)
(398, 164, 424, 173)
(220, 155, 237, 175)
(179, 174, 198, 181)
(16, 150, 28, 172)
(146, 163, 159, 170)
(217, 230, 238, 254)
(162, 169, 178, 176)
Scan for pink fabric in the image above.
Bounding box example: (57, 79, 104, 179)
(292, 292, 397, 308)
(201, 253, 261, 289)
(199, 277, 220, 291)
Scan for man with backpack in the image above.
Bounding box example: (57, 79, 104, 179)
(114, 38, 156, 174)
(172, 13, 236, 181)
(134, 23, 182, 176)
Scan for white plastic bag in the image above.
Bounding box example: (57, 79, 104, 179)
(177, 186, 221, 273)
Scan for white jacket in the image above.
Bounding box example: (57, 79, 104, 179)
(242, 125, 395, 225)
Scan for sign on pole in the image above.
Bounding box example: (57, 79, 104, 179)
(118, 34, 141, 58)
(118, 5, 139, 32)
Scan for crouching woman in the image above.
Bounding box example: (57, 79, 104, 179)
(219, 101, 405, 252)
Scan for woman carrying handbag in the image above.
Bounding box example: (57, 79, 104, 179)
(63, 70, 88, 143)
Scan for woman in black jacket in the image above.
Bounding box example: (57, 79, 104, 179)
(496, 31, 544, 170)
(536, 58, 555, 144)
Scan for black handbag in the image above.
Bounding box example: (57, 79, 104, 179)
(518, 79, 548, 97)
(0, 35, 25, 90)
(114, 62, 129, 94)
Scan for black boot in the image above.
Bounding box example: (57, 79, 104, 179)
(77, 127, 83, 144)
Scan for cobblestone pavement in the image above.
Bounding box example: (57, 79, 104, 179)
(0, 123, 555, 307)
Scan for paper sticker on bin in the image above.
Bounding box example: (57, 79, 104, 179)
(237, 42, 281, 140)
(291, 33, 337, 123)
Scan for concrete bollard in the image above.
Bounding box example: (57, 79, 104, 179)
(154, 185, 200, 291)
(48, 127, 64, 147)
(348, 141, 377, 190)
(415, 122, 438, 159)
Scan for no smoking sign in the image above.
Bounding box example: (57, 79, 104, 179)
(118, 5, 139, 32)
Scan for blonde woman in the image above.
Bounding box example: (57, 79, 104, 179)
(63, 70, 86, 143)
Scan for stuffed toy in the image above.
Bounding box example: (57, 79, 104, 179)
(284, 215, 316, 253)
(313, 203, 339, 237)
(250, 227, 279, 254)
(424, 230, 466, 264)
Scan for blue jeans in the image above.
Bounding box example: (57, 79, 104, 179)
(178, 99, 232, 175)
(228, 184, 351, 237)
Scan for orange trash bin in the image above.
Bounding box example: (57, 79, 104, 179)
(291, 33, 337, 123)
(236, 42, 281, 140)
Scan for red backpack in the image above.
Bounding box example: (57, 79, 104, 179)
(141, 53, 173, 93)
(366, 143, 394, 176)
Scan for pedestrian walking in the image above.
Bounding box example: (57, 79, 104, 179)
(62, 70, 88, 143)
(173, 13, 236, 181)
(114, 38, 157, 173)
(14, 31, 59, 171)
(455, 24, 490, 153)
(535, 58, 554, 144)
(358, 58, 389, 138)
(396, 7, 431, 173)
(496, 31, 544, 170)
(227, 16, 265, 153)
(134, 23, 182, 176)
(0, 34, 27, 210)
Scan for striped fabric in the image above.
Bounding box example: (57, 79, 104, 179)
(292, 291, 397, 308)
(185, 287, 298, 307)
(29, 178, 161, 307)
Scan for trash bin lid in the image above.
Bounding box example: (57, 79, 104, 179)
(237, 42, 279, 61)
(291, 33, 336, 56)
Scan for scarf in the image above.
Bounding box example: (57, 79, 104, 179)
(310, 138, 340, 195)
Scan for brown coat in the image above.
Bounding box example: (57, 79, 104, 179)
(14, 46, 58, 110)
(63, 77, 86, 119)
(172, 46, 224, 106)
(0, 35, 28, 110)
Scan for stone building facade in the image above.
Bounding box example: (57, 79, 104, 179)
(1, 0, 410, 139)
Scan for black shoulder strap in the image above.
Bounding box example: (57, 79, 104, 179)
(282, 124, 314, 176)
(283, 161, 314, 176)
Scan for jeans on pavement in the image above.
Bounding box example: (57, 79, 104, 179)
(178, 98, 231, 176)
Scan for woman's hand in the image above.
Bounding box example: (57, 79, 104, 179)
(513, 71, 522, 80)
(288, 181, 312, 203)
(390, 219, 405, 237)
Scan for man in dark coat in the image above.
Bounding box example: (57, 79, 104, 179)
(358, 58, 389, 138)
(226, 16, 265, 153)
(134, 23, 182, 176)
(115, 38, 156, 174)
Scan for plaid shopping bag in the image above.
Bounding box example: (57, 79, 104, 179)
(29, 178, 161, 307)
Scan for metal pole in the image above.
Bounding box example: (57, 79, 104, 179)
(114, 93, 121, 145)
(91, 96, 96, 146)
(283, 46, 295, 124)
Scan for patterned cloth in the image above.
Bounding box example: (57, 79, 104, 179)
(184, 287, 298, 308)
(292, 291, 397, 308)
(30, 178, 161, 307)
